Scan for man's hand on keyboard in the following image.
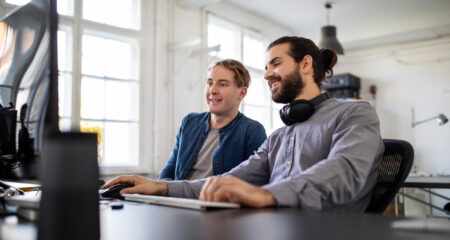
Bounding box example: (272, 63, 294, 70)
(199, 176, 277, 208)
(103, 175, 168, 196)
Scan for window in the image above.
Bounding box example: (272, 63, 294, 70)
(72, 1, 141, 169)
(207, 14, 283, 134)
(3, 0, 144, 171)
(80, 33, 139, 167)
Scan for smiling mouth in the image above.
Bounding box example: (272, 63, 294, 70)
(209, 99, 222, 103)
(269, 79, 281, 91)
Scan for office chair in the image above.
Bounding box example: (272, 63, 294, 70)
(365, 139, 414, 214)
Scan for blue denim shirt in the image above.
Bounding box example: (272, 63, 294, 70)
(158, 112, 267, 180)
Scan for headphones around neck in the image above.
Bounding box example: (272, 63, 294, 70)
(279, 93, 329, 126)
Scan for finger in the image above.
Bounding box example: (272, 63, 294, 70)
(206, 176, 238, 201)
(204, 177, 221, 201)
(199, 177, 214, 201)
(226, 192, 241, 204)
(103, 175, 136, 189)
(120, 185, 140, 195)
(210, 185, 236, 203)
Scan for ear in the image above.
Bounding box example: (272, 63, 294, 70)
(238, 87, 247, 101)
(300, 55, 313, 75)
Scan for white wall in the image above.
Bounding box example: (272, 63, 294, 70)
(148, 0, 292, 175)
(335, 36, 450, 216)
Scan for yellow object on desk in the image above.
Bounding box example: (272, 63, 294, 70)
(1, 181, 41, 192)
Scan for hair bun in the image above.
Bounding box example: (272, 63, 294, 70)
(320, 49, 337, 78)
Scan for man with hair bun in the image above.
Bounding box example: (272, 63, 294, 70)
(104, 37, 384, 212)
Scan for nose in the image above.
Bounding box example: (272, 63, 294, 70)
(210, 83, 218, 94)
(264, 68, 275, 80)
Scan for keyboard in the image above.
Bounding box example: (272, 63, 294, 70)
(123, 194, 240, 211)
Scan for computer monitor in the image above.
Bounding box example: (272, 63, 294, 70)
(0, 0, 59, 180)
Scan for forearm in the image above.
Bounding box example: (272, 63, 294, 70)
(166, 178, 206, 199)
(225, 146, 271, 186)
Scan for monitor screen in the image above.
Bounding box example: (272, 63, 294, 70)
(0, 0, 58, 180)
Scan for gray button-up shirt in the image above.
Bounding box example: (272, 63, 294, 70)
(167, 99, 384, 212)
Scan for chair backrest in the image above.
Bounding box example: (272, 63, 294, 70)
(365, 139, 414, 213)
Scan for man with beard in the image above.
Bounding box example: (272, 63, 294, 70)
(104, 36, 384, 212)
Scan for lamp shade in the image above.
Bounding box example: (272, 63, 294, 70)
(319, 25, 344, 55)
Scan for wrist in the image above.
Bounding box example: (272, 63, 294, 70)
(157, 181, 168, 196)
(263, 189, 277, 207)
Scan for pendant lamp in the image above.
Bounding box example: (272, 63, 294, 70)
(319, 2, 344, 55)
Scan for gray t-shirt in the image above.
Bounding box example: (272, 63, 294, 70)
(167, 99, 384, 213)
(185, 128, 220, 180)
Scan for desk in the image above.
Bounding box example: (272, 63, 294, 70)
(404, 176, 450, 188)
(98, 202, 449, 240)
(400, 176, 450, 216)
(1, 201, 449, 240)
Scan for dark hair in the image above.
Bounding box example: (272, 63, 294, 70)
(208, 59, 251, 88)
(267, 36, 337, 88)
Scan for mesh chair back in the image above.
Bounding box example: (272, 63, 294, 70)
(365, 139, 414, 213)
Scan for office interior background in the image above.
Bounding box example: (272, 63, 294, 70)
(1, 0, 449, 217)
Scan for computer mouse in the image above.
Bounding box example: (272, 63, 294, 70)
(101, 185, 128, 199)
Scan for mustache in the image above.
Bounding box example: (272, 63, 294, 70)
(267, 76, 282, 82)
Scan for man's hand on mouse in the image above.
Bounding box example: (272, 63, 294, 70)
(103, 175, 168, 196)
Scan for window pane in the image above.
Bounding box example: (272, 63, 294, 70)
(105, 39, 136, 79)
(5, 0, 30, 5)
(58, 0, 73, 16)
(81, 77, 138, 121)
(59, 117, 71, 131)
(82, 34, 138, 79)
(58, 73, 72, 118)
(105, 81, 138, 121)
(245, 74, 270, 106)
(103, 122, 139, 167)
(57, 30, 67, 71)
(81, 77, 105, 119)
(207, 16, 239, 60)
(244, 105, 270, 133)
(82, 35, 107, 77)
(83, 0, 141, 30)
(243, 35, 265, 70)
(80, 121, 104, 164)
(6, 0, 73, 15)
(272, 103, 284, 130)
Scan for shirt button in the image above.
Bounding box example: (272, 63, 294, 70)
(290, 137, 294, 141)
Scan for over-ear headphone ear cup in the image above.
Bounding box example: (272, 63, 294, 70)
(279, 100, 315, 126)
(279, 106, 292, 125)
(288, 100, 315, 123)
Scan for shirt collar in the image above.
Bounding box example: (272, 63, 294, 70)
(203, 112, 243, 133)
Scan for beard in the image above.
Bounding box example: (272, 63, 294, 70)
(271, 66, 303, 104)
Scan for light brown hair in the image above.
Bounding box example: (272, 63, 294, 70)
(208, 59, 251, 88)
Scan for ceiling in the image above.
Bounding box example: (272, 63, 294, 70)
(223, 0, 450, 50)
